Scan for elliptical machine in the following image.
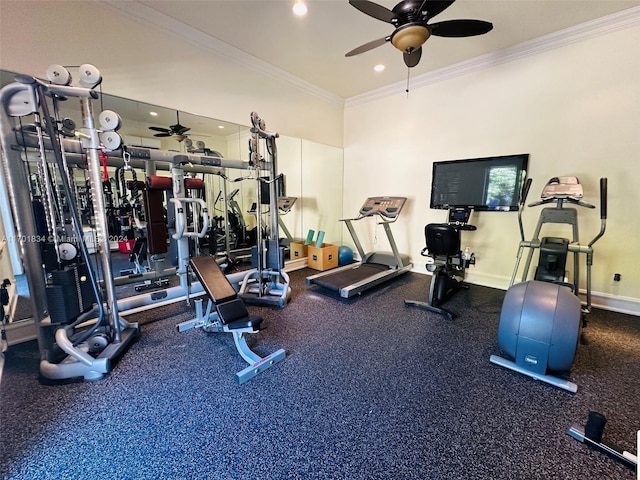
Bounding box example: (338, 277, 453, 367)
(490, 176, 607, 393)
(405, 207, 476, 320)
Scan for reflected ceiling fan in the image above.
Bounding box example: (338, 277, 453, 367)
(148, 111, 191, 142)
(346, 0, 493, 68)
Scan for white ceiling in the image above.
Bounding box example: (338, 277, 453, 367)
(132, 0, 640, 99)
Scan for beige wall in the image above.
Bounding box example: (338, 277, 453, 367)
(344, 24, 640, 314)
(0, 1, 344, 148)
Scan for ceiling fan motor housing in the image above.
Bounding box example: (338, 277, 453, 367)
(391, 23, 430, 52)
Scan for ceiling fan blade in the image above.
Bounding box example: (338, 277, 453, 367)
(420, 1, 456, 21)
(429, 19, 493, 37)
(403, 47, 422, 68)
(149, 126, 170, 133)
(349, 0, 395, 23)
(346, 36, 390, 57)
(153, 132, 172, 137)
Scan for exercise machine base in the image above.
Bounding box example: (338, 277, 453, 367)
(489, 354, 577, 393)
(234, 343, 286, 384)
(176, 300, 285, 384)
(404, 300, 457, 320)
(40, 321, 140, 381)
(568, 424, 638, 470)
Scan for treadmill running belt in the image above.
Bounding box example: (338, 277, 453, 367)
(312, 263, 389, 292)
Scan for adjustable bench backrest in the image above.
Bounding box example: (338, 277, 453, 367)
(189, 256, 262, 329)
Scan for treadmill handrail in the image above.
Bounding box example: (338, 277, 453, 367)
(339, 211, 401, 224)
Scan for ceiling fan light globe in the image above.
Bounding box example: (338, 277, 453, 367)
(391, 24, 430, 53)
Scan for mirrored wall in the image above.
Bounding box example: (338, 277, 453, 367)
(0, 69, 345, 257)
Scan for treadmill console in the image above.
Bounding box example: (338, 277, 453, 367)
(359, 196, 407, 219)
(278, 196, 297, 213)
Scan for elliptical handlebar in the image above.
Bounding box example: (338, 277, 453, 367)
(588, 177, 608, 248)
(600, 177, 608, 220)
(518, 177, 532, 242)
(520, 177, 533, 207)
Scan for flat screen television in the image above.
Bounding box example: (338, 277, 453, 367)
(260, 175, 286, 204)
(430, 153, 529, 212)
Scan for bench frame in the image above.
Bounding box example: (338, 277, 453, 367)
(176, 256, 286, 384)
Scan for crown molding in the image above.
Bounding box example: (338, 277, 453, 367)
(98, 1, 345, 107)
(98, 2, 639, 110)
(346, 5, 640, 108)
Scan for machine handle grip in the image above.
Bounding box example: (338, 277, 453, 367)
(171, 198, 185, 240)
(520, 178, 533, 206)
(600, 177, 607, 220)
(199, 207, 210, 238)
(170, 198, 209, 239)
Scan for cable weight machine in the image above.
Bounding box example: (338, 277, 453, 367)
(238, 112, 291, 307)
(0, 64, 140, 381)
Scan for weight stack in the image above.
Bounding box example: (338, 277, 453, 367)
(251, 240, 285, 270)
(46, 265, 94, 324)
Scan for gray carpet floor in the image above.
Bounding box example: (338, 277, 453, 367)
(1, 269, 638, 480)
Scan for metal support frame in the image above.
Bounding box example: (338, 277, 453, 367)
(567, 423, 638, 470)
(492, 177, 608, 394)
(239, 268, 291, 308)
(519, 207, 580, 291)
(176, 297, 285, 384)
(0, 68, 142, 381)
(237, 112, 291, 306)
(489, 354, 577, 393)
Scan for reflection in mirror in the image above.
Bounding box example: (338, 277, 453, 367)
(0, 69, 344, 266)
(301, 139, 344, 247)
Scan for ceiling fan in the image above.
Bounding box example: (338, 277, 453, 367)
(148, 111, 191, 142)
(346, 0, 493, 68)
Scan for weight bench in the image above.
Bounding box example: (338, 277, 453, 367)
(176, 255, 286, 384)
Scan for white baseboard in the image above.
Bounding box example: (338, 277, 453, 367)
(582, 291, 640, 317)
(414, 268, 640, 317)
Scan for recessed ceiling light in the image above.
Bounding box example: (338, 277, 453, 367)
(218, 125, 225, 129)
(149, 111, 158, 116)
(374, 64, 385, 72)
(293, 1, 307, 16)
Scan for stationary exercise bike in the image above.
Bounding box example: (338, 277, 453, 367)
(405, 208, 476, 320)
(490, 176, 608, 393)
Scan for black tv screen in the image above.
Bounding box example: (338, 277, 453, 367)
(430, 154, 529, 211)
(260, 175, 285, 204)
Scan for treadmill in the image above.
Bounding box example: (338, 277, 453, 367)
(306, 196, 413, 298)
